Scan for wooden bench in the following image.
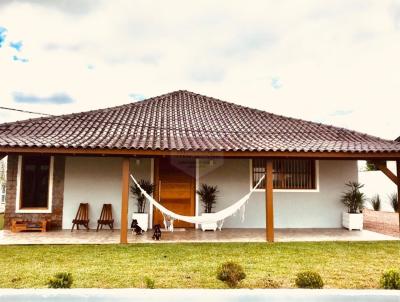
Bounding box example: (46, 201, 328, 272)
(11, 219, 47, 233)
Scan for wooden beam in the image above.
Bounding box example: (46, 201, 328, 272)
(397, 160, 400, 233)
(1, 146, 400, 160)
(265, 159, 274, 242)
(120, 157, 130, 244)
(373, 161, 398, 184)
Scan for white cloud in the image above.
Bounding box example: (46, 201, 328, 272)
(0, 0, 399, 139)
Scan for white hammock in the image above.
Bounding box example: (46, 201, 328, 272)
(130, 174, 265, 231)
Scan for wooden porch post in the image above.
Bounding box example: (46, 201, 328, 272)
(265, 159, 274, 242)
(397, 160, 400, 234)
(120, 157, 130, 244)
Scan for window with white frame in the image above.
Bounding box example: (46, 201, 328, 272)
(252, 159, 317, 190)
(16, 155, 53, 212)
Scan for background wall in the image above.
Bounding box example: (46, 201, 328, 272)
(359, 161, 397, 212)
(62, 157, 151, 229)
(199, 159, 358, 228)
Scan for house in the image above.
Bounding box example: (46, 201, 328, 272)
(0, 90, 399, 243)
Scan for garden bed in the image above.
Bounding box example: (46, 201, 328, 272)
(364, 209, 399, 237)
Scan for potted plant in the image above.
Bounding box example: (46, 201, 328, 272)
(196, 184, 218, 231)
(130, 179, 154, 232)
(341, 182, 366, 231)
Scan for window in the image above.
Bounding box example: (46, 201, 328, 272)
(252, 159, 317, 190)
(16, 155, 53, 212)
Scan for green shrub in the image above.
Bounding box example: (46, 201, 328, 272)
(380, 269, 400, 289)
(260, 275, 282, 288)
(217, 261, 246, 288)
(144, 276, 155, 289)
(47, 272, 73, 288)
(370, 194, 381, 211)
(295, 271, 324, 289)
(389, 193, 399, 213)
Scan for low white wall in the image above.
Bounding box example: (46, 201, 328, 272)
(359, 161, 397, 212)
(62, 157, 151, 230)
(199, 159, 358, 228)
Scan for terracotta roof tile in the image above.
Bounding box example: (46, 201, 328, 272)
(0, 90, 400, 153)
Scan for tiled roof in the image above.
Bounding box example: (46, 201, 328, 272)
(0, 90, 400, 153)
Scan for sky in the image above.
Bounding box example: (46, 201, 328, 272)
(0, 0, 399, 140)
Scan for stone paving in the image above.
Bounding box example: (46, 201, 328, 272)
(0, 228, 397, 245)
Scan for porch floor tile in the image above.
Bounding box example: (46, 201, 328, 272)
(0, 228, 397, 245)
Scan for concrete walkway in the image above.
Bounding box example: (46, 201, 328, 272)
(0, 228, 397, 245)
(0, 289, 399, 302)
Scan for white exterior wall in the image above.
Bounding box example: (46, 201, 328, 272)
(62, 157, 152, 229)
(62, 157, 358, 229)
(199, 159, 358, 228)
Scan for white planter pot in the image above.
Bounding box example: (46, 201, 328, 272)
(342, 212, 363, 231)
(132, 213, 149, 232)
(201, 213, 218, 231)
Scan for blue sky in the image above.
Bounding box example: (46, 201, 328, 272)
(0, 0, 399, 139)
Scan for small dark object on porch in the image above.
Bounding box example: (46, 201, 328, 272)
(131, 219, 144, 235)
(71, 203, 89, 232)
(152, 224, 162, 240)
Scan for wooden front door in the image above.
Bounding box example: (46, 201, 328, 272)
(153, 158, 195, 228)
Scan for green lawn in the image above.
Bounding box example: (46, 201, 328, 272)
(0, 213, 3, 230)
(0, 241, 399, 289)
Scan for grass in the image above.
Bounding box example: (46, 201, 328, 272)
(0, 213, 3, 230)
(0, 241, 399, 288)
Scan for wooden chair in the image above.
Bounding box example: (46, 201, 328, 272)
(71, 203, 89, 231)
(96, 204, 114, 231)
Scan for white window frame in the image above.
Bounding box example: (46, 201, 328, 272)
(15, 155, 54, 213)
(249, 159, 320, 193)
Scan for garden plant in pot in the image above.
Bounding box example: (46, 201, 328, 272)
(130, 180, 154, 232)
(196, 184, 218, 231)
(341, 182, 366, 231)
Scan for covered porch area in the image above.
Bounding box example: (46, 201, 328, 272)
(0, 228, 397, 245)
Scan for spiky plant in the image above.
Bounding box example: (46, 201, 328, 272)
(340, 182, 366, 214)
(389, 193, 399, 213)
(370, 194, 381, 211)
(196, 184, 218, 213)
(130, 180, 154, 213)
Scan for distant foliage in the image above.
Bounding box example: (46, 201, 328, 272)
(380, 269, 400, 289)
(341, 182, 366, 214)
(217, 261, 246, 288)
(364, 161, 378, 171)
(144, 276, 155, 289)
(47, 272, 73, 288)
(295, 271, 324, 289)
(389, 193, 399, 213)
(370, 194, 381, 211)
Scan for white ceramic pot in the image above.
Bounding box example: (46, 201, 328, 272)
(201, 213, 218, 231)
(342, 212, 363, 231)
(132, 213, 149, 232)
